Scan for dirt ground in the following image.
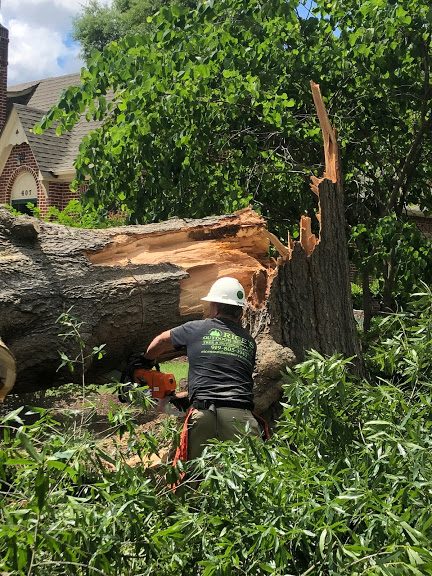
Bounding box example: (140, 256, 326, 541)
(0, 384, 184, 467)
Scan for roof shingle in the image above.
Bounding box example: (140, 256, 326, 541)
(8, 74, 101, 175)
(8, 73, 81, 111)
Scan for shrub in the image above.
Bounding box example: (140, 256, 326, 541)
(1, 291, 432, 574)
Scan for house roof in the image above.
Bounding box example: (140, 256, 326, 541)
(8, 73, 82, 111)
(14, 104, 71, 174)
(7, 73, 100, 177)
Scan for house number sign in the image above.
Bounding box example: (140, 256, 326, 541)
(10, 172, 38, 202)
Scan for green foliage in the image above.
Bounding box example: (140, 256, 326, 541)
(38, 0, 330, 226)
(2, 199, 128, 229)
(366, 285, 432, 393)
(27, 199, 127, 229)
(40, 0, 432, 235)
(350, 216, 432, 307)
(43, 200, 119, 228)
(73, 0, 184, 60)
(0, 407, 160, 575)
(2, 292, 432, 574)
(351, 280, 381, 311)
(45, 199, 128, 228)
(351, 282, 363, 309)
(39, 0, 432, 308)
(1, 203, 25, 217)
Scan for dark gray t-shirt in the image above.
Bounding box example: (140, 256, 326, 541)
(170, 317, 256, 407)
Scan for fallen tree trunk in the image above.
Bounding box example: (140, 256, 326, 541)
(0, 208, 277, 395)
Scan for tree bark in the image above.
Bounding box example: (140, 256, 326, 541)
(0, 207, 273, 394)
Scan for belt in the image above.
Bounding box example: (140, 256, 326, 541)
(192, 399, 253, 411)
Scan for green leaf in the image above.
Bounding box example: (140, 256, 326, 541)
(35, 467, 49, 511)
(18, 431, 42, 463)
(319, 528, 327, 557)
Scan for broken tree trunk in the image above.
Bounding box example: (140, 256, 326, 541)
(247, 82, 364, 376)
(0, 207, 277, 395)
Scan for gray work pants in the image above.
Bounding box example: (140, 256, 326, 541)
(188, 406, 261, 460)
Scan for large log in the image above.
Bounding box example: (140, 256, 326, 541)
(0, 207, 277, 395)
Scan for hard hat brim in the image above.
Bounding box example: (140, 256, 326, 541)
(201, 295, 245, 307)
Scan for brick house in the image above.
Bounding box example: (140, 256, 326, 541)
(0, 24, 96, 216)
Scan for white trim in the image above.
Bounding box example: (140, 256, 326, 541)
(39, 177, 48, 200)
(0, 108, 28, 175)
(53, 168, 76, 180)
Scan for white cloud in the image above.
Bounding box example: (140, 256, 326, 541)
(1, 0, 112, 85)
(7, 19, 83, 85)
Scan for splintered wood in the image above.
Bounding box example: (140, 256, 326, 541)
(87, 208, 274, 316)
(277, 81, 341, 260)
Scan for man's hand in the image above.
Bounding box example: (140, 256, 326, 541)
(168, 391, 190, 412)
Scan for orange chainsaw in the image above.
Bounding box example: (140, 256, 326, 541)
(119, 353, 189, 412)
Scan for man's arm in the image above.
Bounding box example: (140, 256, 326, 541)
(145, 330, 174, 360)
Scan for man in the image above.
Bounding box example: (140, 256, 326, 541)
(145, 276, 261, 459)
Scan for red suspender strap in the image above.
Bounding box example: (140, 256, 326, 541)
(172, 407, 194, 489)
(253, 412, 271, 441)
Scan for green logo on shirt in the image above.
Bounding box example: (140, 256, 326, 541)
(202, 328, 253, 364)
(209, 329, 222, 338)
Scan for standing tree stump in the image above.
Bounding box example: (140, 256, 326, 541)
(247, 82, 364, 376)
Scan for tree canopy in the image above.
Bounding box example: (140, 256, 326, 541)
(46, 0, 432, 230)
(73, 0, 180, 59)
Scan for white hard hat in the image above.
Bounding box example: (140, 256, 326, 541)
(201, 277, 246, 307)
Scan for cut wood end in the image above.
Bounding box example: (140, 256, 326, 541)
(0, 340, 16, 402)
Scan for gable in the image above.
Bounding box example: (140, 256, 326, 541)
(8, 73, 81, 112)
(4, 73, 102, 178)
(0, 107, 29, 176)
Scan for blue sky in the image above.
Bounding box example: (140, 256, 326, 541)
(1, 0, 109, 86)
